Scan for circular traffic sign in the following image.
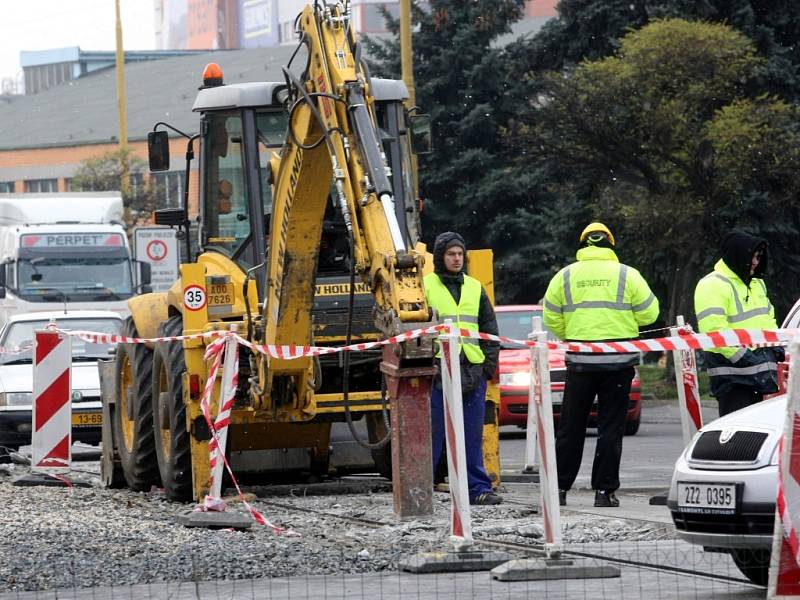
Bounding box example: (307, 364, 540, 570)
(183, 285, 207, 311)
(146, 239, 168, 262)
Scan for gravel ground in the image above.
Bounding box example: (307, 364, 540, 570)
(0, 461, 674, 593)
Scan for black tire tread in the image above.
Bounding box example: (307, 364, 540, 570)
(152, 315, 192, 501)
(113, 317, 160, 490)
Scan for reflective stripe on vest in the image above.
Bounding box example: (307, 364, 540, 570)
(707, 361, 777, 377)
(560, 264, 655, 313)
(424, 272, 485, 364)
(697, 273, 773, 324)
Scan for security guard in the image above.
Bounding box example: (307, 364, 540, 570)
(425, 231, 501, 506)
(544, 223, 658, 508)
(694, 231, 781, 417)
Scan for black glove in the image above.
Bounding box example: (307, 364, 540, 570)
(461, 362, 485, 394)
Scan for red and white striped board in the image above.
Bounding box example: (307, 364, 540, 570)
(31, 329, 72, 473)
(531, 316, 562, 555)
(769, 336, 800, 598)
(206, 333, 239, 507)
(671, 317, 703, 446)
(440, 320, 473, 549)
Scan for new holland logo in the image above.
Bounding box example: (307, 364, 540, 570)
(719, 428, 737, 444)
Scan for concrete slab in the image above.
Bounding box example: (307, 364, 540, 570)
(492, 557, 621, 581)
(175, 509, 253, 530)
(399, 549, 514, 573)
(11, 472, 91, 488)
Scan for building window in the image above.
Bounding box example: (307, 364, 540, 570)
(0, 182, 14, 193)
(25, 179, 58, 193)
(152, 171, 184, 209)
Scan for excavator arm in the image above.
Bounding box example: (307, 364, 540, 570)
(263, 3, 433, 402)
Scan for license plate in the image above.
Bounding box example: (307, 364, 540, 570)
(72, 412, 102, 427)
(208, 282, 234, 306)
(677, 481, 738, 514)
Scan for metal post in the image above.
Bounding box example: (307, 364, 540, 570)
(440, 319, 473, 549)
(209, 325, 238, 501)
(381, 344, 436, 519)
(522, 315, 539, 474)
(532, 316, 562, 557)
(670, 315, 703, 446)
(768, 335, 800, 597)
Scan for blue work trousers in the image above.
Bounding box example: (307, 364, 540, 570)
(431, 378, 493, 500)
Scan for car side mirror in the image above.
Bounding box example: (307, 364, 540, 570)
(408, 114, 432, 155)
(148, 131, 170, 172)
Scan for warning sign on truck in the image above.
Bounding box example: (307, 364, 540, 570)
(134, 227, 179, 293)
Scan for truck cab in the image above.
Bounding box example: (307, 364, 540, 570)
(0, 193, 143, 324)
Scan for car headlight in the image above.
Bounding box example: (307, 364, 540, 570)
(0, 392, 33, 407)
(499, 371, 531, 387)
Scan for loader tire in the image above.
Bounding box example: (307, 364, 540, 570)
(152, 315, 192, 501)
(112, 317, 161, 491)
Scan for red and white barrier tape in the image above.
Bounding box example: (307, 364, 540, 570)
(46, 324, 796, 358)
(195, 338, 296, 534)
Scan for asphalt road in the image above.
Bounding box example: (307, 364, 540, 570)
(499, 402, 721, 491)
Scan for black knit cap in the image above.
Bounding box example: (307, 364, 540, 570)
(433, 231, 466, 274)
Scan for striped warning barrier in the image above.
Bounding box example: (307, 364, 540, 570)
(769, 335, 800, 598)
(30, 329, 72, 473)
(530, 316, 562, 556)
(206, 329, 239, 509)
(670, 316, 703, 446)
(439, 320, 473, 549)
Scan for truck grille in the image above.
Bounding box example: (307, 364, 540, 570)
(690, 431, 768, 462)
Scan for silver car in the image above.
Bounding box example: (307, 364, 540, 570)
(668, 395, 784, 585)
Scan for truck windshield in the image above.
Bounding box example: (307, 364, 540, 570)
(17, 256, 134, 302)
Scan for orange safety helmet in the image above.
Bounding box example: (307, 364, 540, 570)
(579, 222, 616, 247)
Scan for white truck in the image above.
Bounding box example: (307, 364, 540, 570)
(0, 192, 149, 325)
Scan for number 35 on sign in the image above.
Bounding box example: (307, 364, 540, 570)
(184, 285, 207, 311)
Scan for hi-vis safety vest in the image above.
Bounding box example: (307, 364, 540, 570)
(424, 272, 485, 364)
(543, 246, 659, 368)
(694, 259, 777, 377)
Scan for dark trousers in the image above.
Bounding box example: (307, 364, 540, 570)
(717, 384, 763, 417)
(556, 367, 634, 493)
(431, 378, 493, 500)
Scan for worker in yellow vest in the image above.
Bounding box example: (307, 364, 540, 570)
(694, 231, 782, 416)
(424, 232, 501, 505)
(544, 223, 658, 508)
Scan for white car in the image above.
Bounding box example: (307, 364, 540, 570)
(0, 310, 122, 450)
(668, 395, 784, 585)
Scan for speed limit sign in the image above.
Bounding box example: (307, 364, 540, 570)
(183, 285, 207, 311)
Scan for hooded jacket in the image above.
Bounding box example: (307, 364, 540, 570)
(428, 232, 499, 391)
(694, 231, 781, 398)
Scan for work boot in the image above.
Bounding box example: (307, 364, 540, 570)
(594, 490, 620, 507)
(558, 489, 567, 507)
(471, 492, 503, 506)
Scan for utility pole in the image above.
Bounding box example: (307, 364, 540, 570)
(115, 0, 130, 200)
(399, 0, 416, 107)
(399, 0, 420, 206)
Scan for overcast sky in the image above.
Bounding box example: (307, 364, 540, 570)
(0, 0, 156, 91)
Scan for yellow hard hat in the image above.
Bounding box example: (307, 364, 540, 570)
(579, 222, 616, 246)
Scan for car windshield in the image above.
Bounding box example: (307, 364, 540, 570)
(496, 309, 557, 342)
(0, 317, 122, 364)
